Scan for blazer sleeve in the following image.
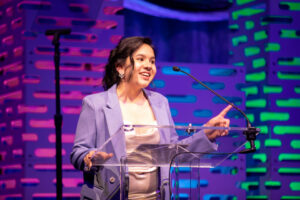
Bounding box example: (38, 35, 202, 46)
(70, 97, 98, 170)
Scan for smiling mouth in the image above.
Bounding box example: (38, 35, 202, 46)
(140, 72, 151, 77)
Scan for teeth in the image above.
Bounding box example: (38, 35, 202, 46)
(141, 72, 150, 77)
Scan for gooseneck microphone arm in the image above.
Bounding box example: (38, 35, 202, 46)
(173, 66, 251, 128)
(172, 66, 259, 153)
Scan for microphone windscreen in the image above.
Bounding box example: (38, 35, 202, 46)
(45, 28, 72, 36)
(172, 66, 180, 72)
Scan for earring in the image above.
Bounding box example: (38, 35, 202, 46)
(118, 73, 124, 79)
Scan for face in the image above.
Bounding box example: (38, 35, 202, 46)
(118, 44, 156, 89)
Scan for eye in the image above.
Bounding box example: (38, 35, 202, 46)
(151, 60, 155, 64)
(136, 57, 144, 61)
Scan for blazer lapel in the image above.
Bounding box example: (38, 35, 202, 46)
(144, 89, 170, 144)
(103, 85, 126, 163)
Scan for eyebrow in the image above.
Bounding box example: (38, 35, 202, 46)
(135, 54, 155, 59)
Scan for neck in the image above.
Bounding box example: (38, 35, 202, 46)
(117, 82, 146, 104)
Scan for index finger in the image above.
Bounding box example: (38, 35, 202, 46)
(218, 105, 232, 117)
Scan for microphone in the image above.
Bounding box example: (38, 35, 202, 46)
(172, 66, 259, 153)
(45, 28, 71, 36)
(45, 28, 71, 46)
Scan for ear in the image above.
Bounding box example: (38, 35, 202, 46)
(116, 64, 124, 74)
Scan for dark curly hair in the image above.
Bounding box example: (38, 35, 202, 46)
(102, 36, 156, 90)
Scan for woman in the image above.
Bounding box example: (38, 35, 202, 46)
(70, 36, 231, 200)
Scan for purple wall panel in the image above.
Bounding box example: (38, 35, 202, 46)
(1, 0, 124, 199)
(2, 0, 287, 199)
(0, 0, 26, 199)
(230, 0, 300, 199)
(154, 62, 246, 199)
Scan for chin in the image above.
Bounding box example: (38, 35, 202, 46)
(137, 79, 152, 88)
(137, 82, 151, 89)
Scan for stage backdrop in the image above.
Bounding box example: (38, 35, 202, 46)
(0, 0, 299, 199)
(229, 0, 300, 199)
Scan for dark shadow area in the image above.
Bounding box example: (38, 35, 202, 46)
(123, 9, 229, 64)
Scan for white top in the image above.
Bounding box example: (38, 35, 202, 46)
(124, 121, 160, 200)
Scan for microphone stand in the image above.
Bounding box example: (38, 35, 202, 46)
(45, 28, 71, 200)
(172, 66, 259, 153)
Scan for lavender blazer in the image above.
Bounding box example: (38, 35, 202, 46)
(70, 84, 217, 200)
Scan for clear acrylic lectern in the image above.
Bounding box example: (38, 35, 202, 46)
(90, 124, 258, 200)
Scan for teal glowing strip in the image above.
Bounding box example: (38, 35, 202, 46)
(178, 193, 189, 198)
(192, 82, 225, 90)
(179, 193, 189, 198)
(265, 139, 282, 147)
(245, 46, 260, 56)
(280, 30, 300, 38)
(260, 112, 290, 121)
(278, 57, 300, 66)
(178, 167, 191, 172)
(232, 35, 248, 46)
(280, 2, 300, 11)
(252, 57, 266, 68)
(278, 72, 300, 80)
(237, 0, 256, 6)
(209, 68, 237, 76)
(229, 24, 239, 30)
(162, 66, 190, 75)
(227, 110, 243, 119)
(204, 194, 237, 200)
(246, 167, 267, 173)
(241, 181, 259, 191)
(232, 4, 265, 20)
(247, 195, 268, 199)
(245, 20, 255, 29)
(245, 140, 261, 150)
(199, 179, 208, 187)
(281, 196, 300, 200)
(210, 166, 238, 174)
(274, 126, 300, 134)
(178, 179, 198, 188)
(265, 43, 280, 52)
(279, 154, 300, 161)
(252, 153, 267, 163)
(276, 98, 300, 107)
(265, 181, 281, 187)
(246, 71, 266, 82)
(256, 125, 268, 134)
(254, 30, 268, 41)
(246, 113, 255, 123)
(296, 87, 300, 94)
(263, 85, 283, 93)
(241, 86, 258, 96)
(278, 168, 300, 174)
(150, 80, 165, 88)
(170, 108, 178, 117)
(233, 62, 244, 66)
(166, 95, 197, 103)
(194, 109, 212, 117)
(246, 99, 266, 108)
(213, 96, 242, 105)
(291, 140, 300, 149)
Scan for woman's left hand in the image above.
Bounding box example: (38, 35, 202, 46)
(203, 105, 232, 141)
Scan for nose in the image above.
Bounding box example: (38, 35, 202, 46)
(144, 61, 152, 70)
(144, 59, 154, 69)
